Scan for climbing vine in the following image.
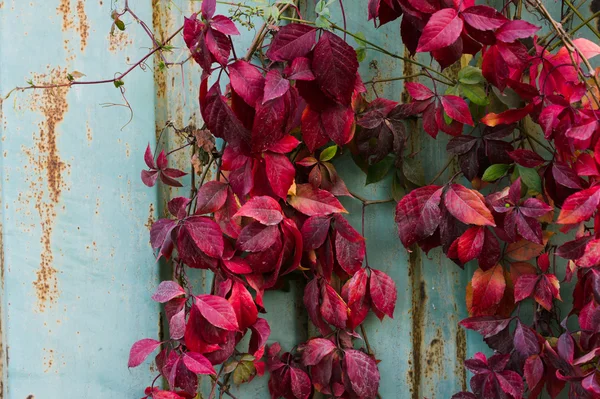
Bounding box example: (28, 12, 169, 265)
(6, 0, 600, 397)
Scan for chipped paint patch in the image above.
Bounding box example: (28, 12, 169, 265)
(22, 68, 70, 312)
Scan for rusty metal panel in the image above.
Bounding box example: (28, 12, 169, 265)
(0, 1, 160, 397)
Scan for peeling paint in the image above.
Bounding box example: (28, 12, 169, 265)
(145, 203, 155, 230)
(23, 68, 70, 312)
(57, 0, 74, 32)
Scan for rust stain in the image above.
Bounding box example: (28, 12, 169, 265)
(152, 0, 169, 100)
(424, 330, 445, 387)
(456, 326, 467, 391)
(86, 121, 92, 143)
(57, 0, 74, 32)
(408, 249, 426, 399)
(107, 31, 133, 53)
(76, 0, 89, 51)
(42, 348, 54, 372)
(401, 48, 415, 103)
(145, 203, 155, 230)
(23, 68, 70, 312)
(0, 171, 4, 398)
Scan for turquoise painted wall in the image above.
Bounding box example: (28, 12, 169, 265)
(0, 0, 597, 398)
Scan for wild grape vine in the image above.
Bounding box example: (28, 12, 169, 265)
(10, 0, 600, 397)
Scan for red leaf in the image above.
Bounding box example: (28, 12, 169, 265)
(416, 8, 463, 53)
(249, 318, 271, 355)
(507, 149, 545, 168)
(228, 282, 258, 330)
(524, 355, 543, 390)
(286, 57, 315, 81)
(395, 186, 442, 247)
(202, 84, 251, 149)
(458, 226, 485, 264)
(320, 282, 348, 329)
(461, 5, 507, 31)
(495, 20, 540, 42)
(210, 15, 239, 35)
(566, 120, 598, 140)
(343, 350, 380, 398)
(234, 196, 283, 226)
(557, 186, 600, 224)
(481, 103, 533, 127)
(268, 135, 301, 154)
(369, 269, 397, 319)
(514, 274, 539, 303)
(144, 144, 156, 168)
(205, 28, 231, 66)
(289, 367, 311, 399)
(459, 316, 512, 338)
(201, 0, 216, 20)
(301, 216, 331, 250)
(195, 181, 228, 215)
(441, 95, 474, 125)
(405, 82, 435, 100)
(150, 218, 177, 260)
(180, 216, 224, 258)
(266, 23, 317, 62)
(482, 45, 509, 91)
(444, 184, 495, 226)
(263, 69, 290, 103)
(470, 265, 506, 316)
(228, 60, 265, 107)
(236, 222, 279, 252)
(152, 281, 186, 303)
(195, 294, 239, 331)
(335, 233, 366, 275)
(301, 338, 337, 366)
(289, 184, 347, 216)
(312, 31, 358, 105)
(183, 352, 216, 375)
(128, 338, 161, 368)
(264, 152, 296, 200)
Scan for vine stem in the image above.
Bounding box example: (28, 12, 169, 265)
(428, 156, 455, 185)
(349, 190, 394, 206)
(278, 16, 456, 86)
(3, 25, 184, 99)
(209, 364, 225, 399)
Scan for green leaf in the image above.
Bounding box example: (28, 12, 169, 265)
(391, 170, 405, 201)
(354, 31, 367, 48)
(443, 110, 452, 126)
(356, 48, 366, 62)
(233, 361, 255, 385)
(462, 83, 489, 106)
(458, 66, 484, 85)
(445, 84, 461, 97)
(402, 156, 425, 186)
(482, 164, 510, 182)
(115, 19, 126, 31)
(517, 165, 542, 194)
(315, 15, 331, 28)
(366, 156, 395, 185)
(114, 80, 124, 88)
(319, 145, 337, 162)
